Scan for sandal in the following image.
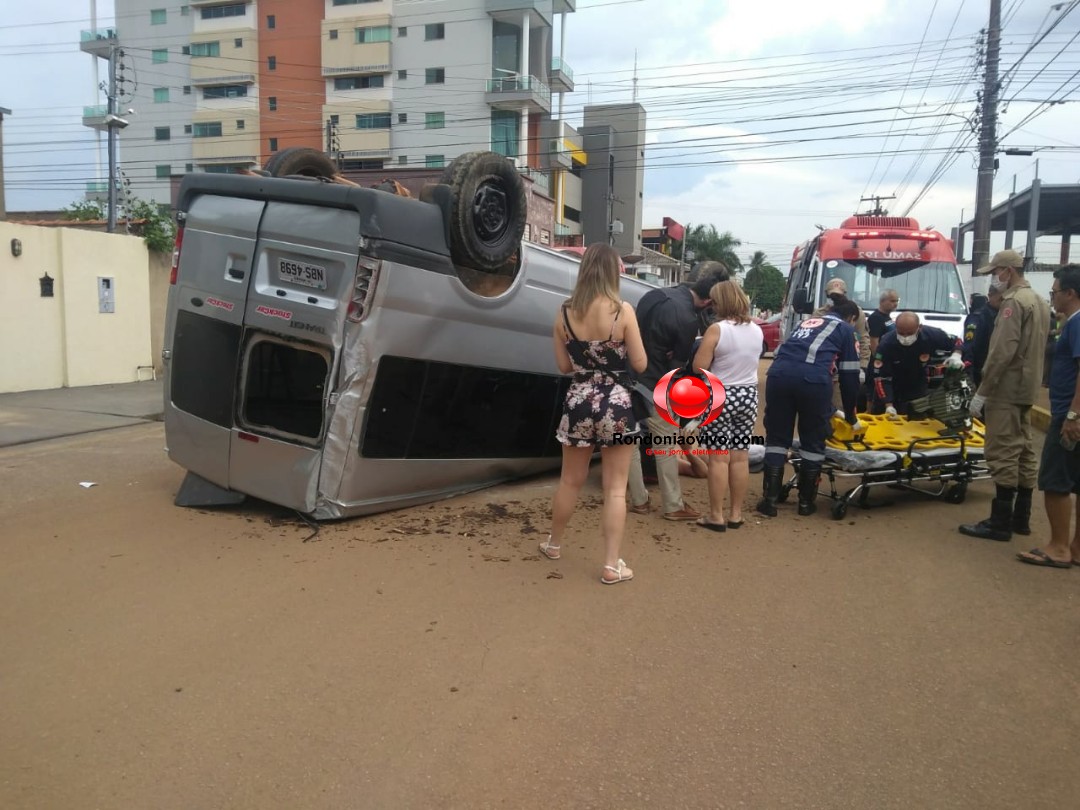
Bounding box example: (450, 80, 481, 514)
(538, 537, 561, 560)
(601, 559, 634, 584)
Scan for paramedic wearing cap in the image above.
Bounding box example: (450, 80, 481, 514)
(868, 312, 964, 416)
(961, 283, 1004, 388)
(960, 249, 1051, 542)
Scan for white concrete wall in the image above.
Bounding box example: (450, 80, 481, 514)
(0, 223, 153, 393)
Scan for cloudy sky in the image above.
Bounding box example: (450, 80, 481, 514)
(2, 0, 1078, 270)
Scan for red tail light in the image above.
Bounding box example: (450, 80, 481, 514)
(169, 222, 185, 285)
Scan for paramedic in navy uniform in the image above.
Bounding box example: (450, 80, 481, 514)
(757, 296, 863, 517)
(868, 311, 964, 416)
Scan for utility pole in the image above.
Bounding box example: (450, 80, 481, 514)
(972, 0, 1002, 275)
(106, 45, 119, 233)
(859, 195, 896, 216)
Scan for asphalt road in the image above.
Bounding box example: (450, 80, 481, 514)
(1, 422, 1077, 810)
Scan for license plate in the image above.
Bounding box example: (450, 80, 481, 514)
(277, 258, 327, 290)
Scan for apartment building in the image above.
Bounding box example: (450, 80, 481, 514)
(95, 0, 576, 207)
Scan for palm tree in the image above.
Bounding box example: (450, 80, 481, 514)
(674, 224, 744, 275)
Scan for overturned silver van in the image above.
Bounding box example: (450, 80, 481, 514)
(163, 152, 654, 519)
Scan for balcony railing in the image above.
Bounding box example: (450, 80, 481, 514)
(80, 28, 117, 58)
(485, 74, 551, 111)
(521, 167, 552, 196)
(551, 57, 574, 83)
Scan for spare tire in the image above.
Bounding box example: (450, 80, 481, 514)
(440, 152, 526, 272)
(264, 147, 338, 179)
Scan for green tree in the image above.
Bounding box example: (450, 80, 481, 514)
(672, 224, 743, 275)
(63, 197, 176, 253)
(742, 251, 786, 311)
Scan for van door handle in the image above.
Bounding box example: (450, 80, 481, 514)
(226, 257, 245, 280)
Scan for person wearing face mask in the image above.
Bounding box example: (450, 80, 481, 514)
(867, 311, 964, 416)
(962, 282, 1004, 388)
(960, 249, 1051, 542)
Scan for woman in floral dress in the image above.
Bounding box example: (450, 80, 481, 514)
(540, 244, 647, 585)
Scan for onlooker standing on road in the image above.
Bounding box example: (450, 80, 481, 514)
(544, 244, 647, 585)
(1017, 265, 1080, 568)
(962, 283, 1004, 388)
(635, 262, 729, 521)
(867, 289, 900, 356)
(961, 250, 1052, 542)
(691, 281, 763, 531)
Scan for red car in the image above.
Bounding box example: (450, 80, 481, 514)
(754, 313, 782, 357)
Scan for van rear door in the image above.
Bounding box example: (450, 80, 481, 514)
(229, 202, 361, 513)
(165, 194, 265, 491)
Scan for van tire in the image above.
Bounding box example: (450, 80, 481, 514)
(440, 151, 526, 272)
(264, 147, 338, 180)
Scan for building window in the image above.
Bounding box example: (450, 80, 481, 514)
(185, 163, 194, 172)
(333, 0, 380, 5)
(268, 97, 277, 111)
(193, 122, 222, 138)
(398, 155, 408, 165)
(329, 114, 339, 125)
(183, 85, 191, 95)
(398, 113, 407, 124)
(236, 119, 245, 130)
(153, 87, 169, 103)
(334, 75, 384, 90)
(356, 113, 391, 129)
(155, 126, 171, 141)
(329, 30, 338, 40)
(234, 38, 243, 48)
(156, 164, 171, 178)
(267, 15, 275, 29)
(201, 3, 246, 19)
(425, 112, 445, 129)
(182, 46, 190, 55)
(180, 5, 189, 16)
(203, 84, 248, 99)
(425, 67, 445, 84)
(398, 69, 407, 80)
(425, 155, 445, 168)
(490, 110, 518, 157)
(563, 205, 581, 224)
(355, 25, 392, 44)
(184, 124, 192, 134)
(150, 9, 166, 25)
(268, 56, 276, 70)
(398, 27, 407, 37)
(152, 49, 168, 64)
(269, 137, 278, 152)
(190, 42, 221, 58)
(425, 23, 445, 41)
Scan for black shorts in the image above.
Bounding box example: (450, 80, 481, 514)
(1037, 416, 1080, 494)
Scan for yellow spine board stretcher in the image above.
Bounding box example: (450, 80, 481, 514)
(784, 414, 991, 520)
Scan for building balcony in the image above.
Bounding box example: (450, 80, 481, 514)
(190, 0, 251, 6)
(321, 63, 392, 78)
(550, 139, 572, 169)
(485, 74, 551, 113)
(82, 105, 109, 131)
(190, 72, 256, 87)
(553, 0, 576, 12)
(322, 36, 391, 77)
(85, 181, 109, 203)
(521, 167, 552, 196)
(79, 28, 117, 59)
(338, 128, 391, 156)
(487, 0, 553, 26)
(550, 56, 574, 93)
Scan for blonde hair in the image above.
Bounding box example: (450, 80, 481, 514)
(709, 280, 751, 324)
(566, 243, 622, 316)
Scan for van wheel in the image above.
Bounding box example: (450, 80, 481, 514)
(440, 151, 526, 272)
(264, 147, 338, 180)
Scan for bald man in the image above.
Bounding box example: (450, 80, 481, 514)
(868, 311, 964, 416)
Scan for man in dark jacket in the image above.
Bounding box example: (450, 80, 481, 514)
(868, 312, 964, 416)
(635, 263, 728, 520)
(962, 283, 1003, 388)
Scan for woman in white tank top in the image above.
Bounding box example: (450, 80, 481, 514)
(691, 281, 763, 530)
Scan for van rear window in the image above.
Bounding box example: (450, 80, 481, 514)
(172, 310, 240, 428)
(241, 339, 329, 440)
(362, 356, 567, 459)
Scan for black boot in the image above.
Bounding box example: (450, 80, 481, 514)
(797, 465, 821, 516)
(959, 486, 1015, 541)
(756, 464, 784, 517)
(1012, 488, 1033, 536)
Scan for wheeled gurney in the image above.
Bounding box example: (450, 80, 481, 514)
(785, 414, 991, 519)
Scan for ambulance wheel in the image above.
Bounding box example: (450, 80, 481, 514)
(831, 500, 848, 520)
(440, 151, 527, 272)
(263, 147, 338, 179)
(943, 482, 967, 504)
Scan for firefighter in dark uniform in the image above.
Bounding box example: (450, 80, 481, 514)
(868, 312, 964, 416)
(758, 296, 863, 517)
(961, 284, 1003, 388)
